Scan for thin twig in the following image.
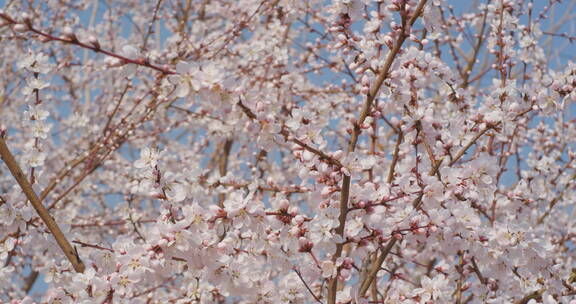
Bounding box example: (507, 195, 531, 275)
(293, 268, 323, 304)
(387, 131, 404, 183)
(460, 0, 491, 88)
(449, 127, 491, 166)
(358, 123, 492, 297)
(0, 11, 178, 75)
(141, 0, 164, 52)
(72, 240, 115, 253)
(471, 257, 486, 285)
(238, 97, 342, 167)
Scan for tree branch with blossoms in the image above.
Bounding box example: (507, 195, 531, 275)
(0, 0, 575, 302)
(328, 1, 428, 302)
(0, 136, 85, 273)
(0, 11, 175, 75)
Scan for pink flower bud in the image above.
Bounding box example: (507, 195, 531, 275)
(383, 36, 394, 49)
(277, 199, 289, 210)
(293, 215, 305, 224)
(62, 26, 77, 40)
(13, 23, 28, 32)
(87, 35, 100, 48)
(105, 57, 124, 67)
(256, 101, 265, 112)
(361, 74, 370, 86)
(302, 150, 314, 162)
(288, 206, 299, 214)
(38, 35, 51, 43)
(332, 150, 344, 160)
(20, 13, 31, 26)
(321, 186, 333, 197)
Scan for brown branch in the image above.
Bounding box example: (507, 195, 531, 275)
(168, 105, 226, 122)
(0, 137, 85, 273)
(237, 98, 257, 120)
(30, 26, 174, 74)
(71, 219, 157, 229)
(387, 131, 404, 183)
(293, 268, 323, 304)
(328, 2, 429, 303)
(460, 1, 491, 88)
(141, 0, 164, 52)
(358, 236, 398, 295)
(218, 138, 234, 207)
(415, 120, 439, 170)
(287, 131, 343, 168)
(131, 276, 176, 299)
(454, 252, 464, 304)
(127, 196, 147, 241)
(514, 290, 544, 304)
(358, 125, 491, 297)
(0, 12, 175, 75)
(208, 180, 309, 194)
(72, 240, 115, 253)
(238, 97, 342, 168)
(72, 240, 187, 263)
(47, 163, 98, 210)
(471, 257, 487, 285)
(23, 270, 39, 294)
(449, 126, 492, 166)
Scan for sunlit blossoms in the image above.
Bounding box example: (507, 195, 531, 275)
(0, 0, 575, 303)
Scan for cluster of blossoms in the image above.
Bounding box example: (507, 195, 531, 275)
(0, 0, 576, 303)
(19, 51, 52, 169)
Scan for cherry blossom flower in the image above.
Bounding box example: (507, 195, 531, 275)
(412, 275, 450, 302)
(134, 147, 161, 169)
(170, 61, 202, 97)
(21, 77, 49, 96)
(0, 1, 574, 303)
(17, 51, 52, 73)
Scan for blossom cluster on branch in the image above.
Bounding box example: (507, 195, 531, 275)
(0, 0, 575, 303)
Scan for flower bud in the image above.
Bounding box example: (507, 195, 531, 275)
(278, 199, 289, 210)
(13, 23, 29, 33)
(332, 150, 344, 160)
(62, 26, 77, 40)
(87, 35, 100, 48)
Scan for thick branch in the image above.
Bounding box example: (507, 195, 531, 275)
(328, 2, 429, 303)
(0, 137, 85, 273)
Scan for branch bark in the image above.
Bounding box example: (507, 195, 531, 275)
(358, 124, 492, 297)
(327, 2, 429, 303)
(0, 137, 86, 273)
